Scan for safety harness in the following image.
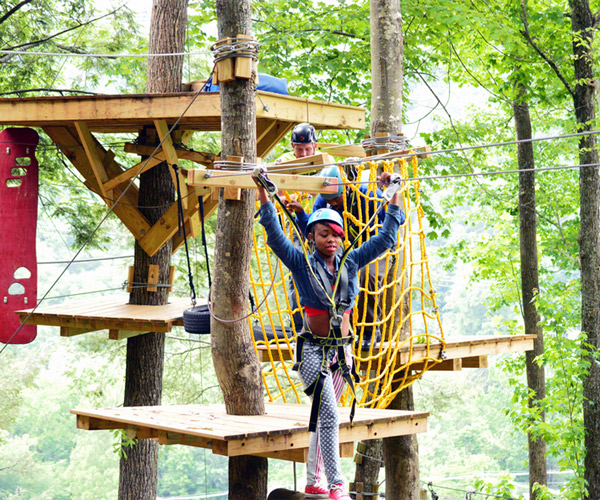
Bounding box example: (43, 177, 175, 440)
(254, 167, 402, 432)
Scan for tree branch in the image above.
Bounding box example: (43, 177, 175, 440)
(0, 0, 33, 26)
(519, 0, 575, 98)
(0, 6, 123, 63)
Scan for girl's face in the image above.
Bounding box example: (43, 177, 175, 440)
(309, 222, 342, 258)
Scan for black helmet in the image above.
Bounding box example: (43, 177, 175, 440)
(291, 123, 317, 144)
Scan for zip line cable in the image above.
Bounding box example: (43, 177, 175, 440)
(38, 255, 133, 264)
(0, 72, 212, 354)
(0, 49, 212, 58)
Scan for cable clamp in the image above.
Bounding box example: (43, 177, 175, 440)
(382, 173, 403, 201)
(440, 349, 447, 360)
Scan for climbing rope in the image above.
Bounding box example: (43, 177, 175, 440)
(248, 156, 446, 408)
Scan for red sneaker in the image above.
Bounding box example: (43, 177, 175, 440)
(329, 483, 351, 500)
(305, 482, 329, 498)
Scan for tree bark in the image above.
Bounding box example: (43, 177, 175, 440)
(212, 1, 268, 499)
(513, 82, 547, 500)
(355, 1, 418, 499)
(118, 1, 187, 499)
(369, 0, 403, 136)
(568, 1, 600, 498)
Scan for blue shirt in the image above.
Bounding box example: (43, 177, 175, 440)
(258, 202, 405, 311)
(295, 185, 386, 238)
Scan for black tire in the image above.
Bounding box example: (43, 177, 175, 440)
(252, 324, 292, 343)
(183, 304, 211, 335)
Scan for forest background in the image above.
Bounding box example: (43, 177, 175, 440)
(0, 0, 594, 498)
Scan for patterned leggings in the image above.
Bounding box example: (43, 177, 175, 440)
(297, 341, 352, 489)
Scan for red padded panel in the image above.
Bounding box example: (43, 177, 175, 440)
(0, 128, 39, 344)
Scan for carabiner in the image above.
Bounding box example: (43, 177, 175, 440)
(254, 166, 278, 196)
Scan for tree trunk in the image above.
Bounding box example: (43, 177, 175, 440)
(212, 1, 268, 499)
(118, 1, 187, 498)
(513, 82, 547, 500)
(568, 1, 600, 498)
(369, 0, 403, 136)
(355, 1, 417, 499)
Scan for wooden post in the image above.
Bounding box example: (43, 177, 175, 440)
(213, 1, 268, 500)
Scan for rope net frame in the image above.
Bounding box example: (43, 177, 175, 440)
(248, 155, 446, 409)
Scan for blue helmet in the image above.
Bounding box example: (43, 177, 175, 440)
(306, 208, 344, 235)
(320, 166, 344, 200)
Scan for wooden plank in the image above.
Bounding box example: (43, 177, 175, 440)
(188, 170, 338, 195)
(147, 264, 159, 292)
(257, 335, 535, 365)
(257, 120, 294, 157)
(138, 186, 210, 257)
(222, 155, 243, 200)
(124, 142, 215, 167)
(234, 34, 254, 79)
(407, 358, 461, 372)
(462, 355, 488, 369)
(108, 329, 150, 340)
(60, 326, 98, 337)
(154, 119, 188, 209)
(273, 152, 335, 170)
(16, 297, 189, 334)
(126, 266, 134, 293)
(74, 122, 110, 202)
(317, 143, 366, 158)
(77, 415, 128, 430)
(43, 126, 152, 240)
(103, 155, 164, 192)
(0, 93, 365, 132)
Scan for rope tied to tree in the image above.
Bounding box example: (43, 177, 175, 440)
(361, 135, 411, 153)
(211, 36, 260, 64)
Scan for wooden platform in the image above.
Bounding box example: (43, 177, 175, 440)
(0, 91, 365, 257)
(71, 402, 428, 462)
(16, 296, 190, 340)
(257, 334, 536, 371)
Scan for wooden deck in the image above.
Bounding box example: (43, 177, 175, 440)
(72, 402, 428, 462)
(0, 91, 365, 257)
(16, 296, 190, 340)
(257, 334, 536, 371)
(0, 91, 365, 133)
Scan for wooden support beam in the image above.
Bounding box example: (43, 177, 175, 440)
(272, 152, 335, 174)
(317, 143, 366, 158)
(74, 121, 111, 203)
(123, 142, 216, 167)
(222, 155, 243, 200)
(108, 329, 151, 340)
(408, 358, 462, 372)
(60, 326, 98, 337)
(257, 120, 294, 157)
(104, 155, 164, 192)
(43, 126, 152, 241)
(154, 119, 188, 209)
(137, 185, 211, 257)
(234, 34, 254, 79)
(188, 169, 339, 195)
(147, 264, 159, 292)
(462, 355, 488, 369)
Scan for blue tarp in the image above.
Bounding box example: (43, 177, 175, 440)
(203, 73, 289, 95)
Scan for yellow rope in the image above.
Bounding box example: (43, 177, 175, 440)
(248, 156, 446, 409)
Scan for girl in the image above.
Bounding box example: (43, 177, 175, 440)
(254, 172, 404, 500)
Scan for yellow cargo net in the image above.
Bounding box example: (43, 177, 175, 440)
(248, 155, 445, 409)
